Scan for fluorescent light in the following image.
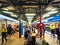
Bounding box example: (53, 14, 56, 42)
(28, 19, 32, 21)
(47, 11, 58, 15)
(11, 15, 18, 17)
(42, 15, 50, 18)
(45, 6, 53, 11)
(7, 6, 15, 10)
(28, 18, 32, 19)
(27, 17, 33, 18)
(43, 11, 58, 18)
(25, 13, 36, 16)
(26, 15, 34, 17)
(28, 19, 32, 20)
(25, 13, 35, 22)
(3, 11, 18, 17)
(51, 8, 57, 11)
(2, 8, 8, 11)
(45, 5, 57, 11)
(3, 11, 13, 14)
(0, 4, 1, 6)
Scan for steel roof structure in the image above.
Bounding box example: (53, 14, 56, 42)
(0, 0, 60, 23)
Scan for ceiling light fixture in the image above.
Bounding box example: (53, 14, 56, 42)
(2, 8, 8, 11)
(3, 11, 13, 14)
(11, 14, 18, 17)
(0, 3, 1, 6)
(43, 15, 50, 18)
(25, 13, 36, 16)
(42, 11, 58, 18)
(47, 11, 58, 15)
(51, 8, 57, 11)
(45, 6, 53, 11)
(27, 17, 33, 18)
(7, 6, 15, 10)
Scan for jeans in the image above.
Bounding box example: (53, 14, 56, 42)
(2, 32, 7, 44)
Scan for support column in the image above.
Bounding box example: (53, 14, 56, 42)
(39, 6, 44, 22)
(39, 6, 42, 23)
(18, 15, 23, 38)
(18, 15, 21, 38)
(5, 19, 7, 28)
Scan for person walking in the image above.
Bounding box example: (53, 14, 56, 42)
(56, 24, 60, 44)
(1, 24, 7, 45)
(24, 26, 30, 39)
(50, 24, 55, 37)
(7, 24, 13, 37)
(39, 22, 45, 38)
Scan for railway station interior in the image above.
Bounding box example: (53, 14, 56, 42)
(0, 0, 60, 45)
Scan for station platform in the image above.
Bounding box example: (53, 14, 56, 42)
(0, 32, 59, 45)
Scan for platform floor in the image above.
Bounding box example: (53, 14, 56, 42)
(0, 32, 59, 45)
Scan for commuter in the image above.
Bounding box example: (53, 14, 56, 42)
(56, 24, 60, 44)
(7, 24, 13, 37)
(55, 23, 58, 34)
(24, 36, 35, 45)
(31, 36, 36, 45)
(26, 31, 32, 45)
(24, 26, 30, 39)
(16, 24, 19, 32)
(50, 24, 55, 37)
(39, 22, 45, 38)
(1, 24, 7, 45)
(13, 24, 17, 33)
(36, 23, 40, 33)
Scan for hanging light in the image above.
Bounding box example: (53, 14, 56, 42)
(25, 13, 36, 16)
(11, 14, 18, 17)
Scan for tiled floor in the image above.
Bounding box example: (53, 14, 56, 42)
(0, 32, 60, 45)
(45, 34, 59, 45)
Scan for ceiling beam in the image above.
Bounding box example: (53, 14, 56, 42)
(14, 3, 49, 6)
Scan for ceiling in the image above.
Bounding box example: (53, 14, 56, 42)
(0, 0, 60, 23)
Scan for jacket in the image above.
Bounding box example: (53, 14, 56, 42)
(1, 28, 7, 32)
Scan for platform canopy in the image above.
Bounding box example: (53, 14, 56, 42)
(0, 0, 60, 23)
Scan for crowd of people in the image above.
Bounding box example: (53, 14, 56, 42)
(50, 23, 60, 44)
(24, 23, 49, 45)
(24, 23, 60, 45)
(1, 24, 19, 45)
(1, 22, 60, 45)
(24, 31, 49, 45)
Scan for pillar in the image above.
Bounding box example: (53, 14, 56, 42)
(18, 15, 23, 38)
(5, 19, 7, 28)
